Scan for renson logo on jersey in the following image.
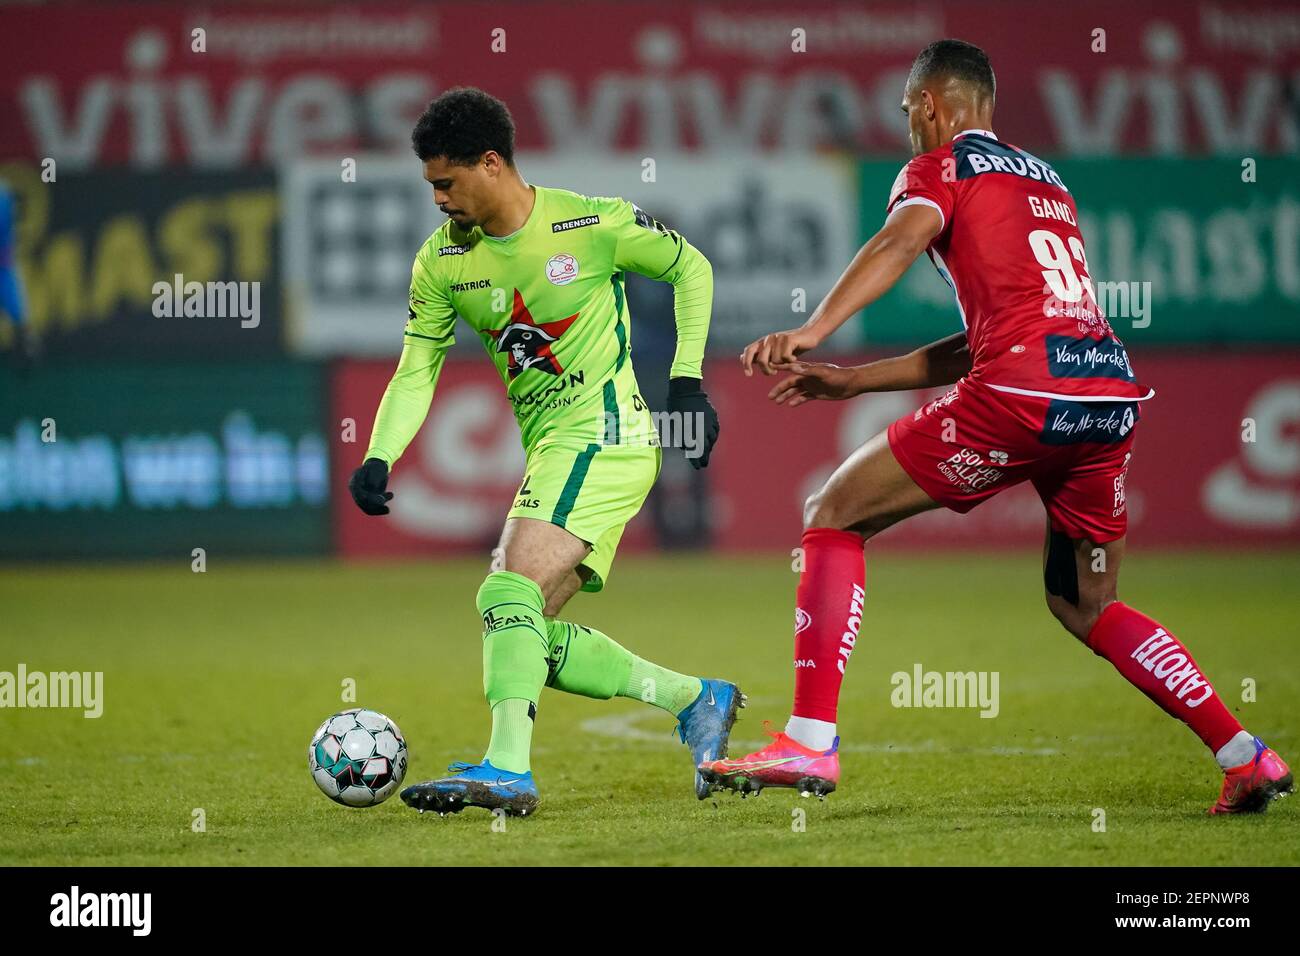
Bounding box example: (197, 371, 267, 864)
(486, 289, 579, 378)
(552, 215, 600, 233)
(953, 135, 1068, 191)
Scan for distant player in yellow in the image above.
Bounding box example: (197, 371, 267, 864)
(347, 88, 743, 816)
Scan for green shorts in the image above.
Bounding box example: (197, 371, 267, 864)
(507, 442, 661, 592)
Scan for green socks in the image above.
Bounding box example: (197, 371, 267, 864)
(478, 571, 549, 774)
(625, 654, 704, 714)
(473, 570, 704, 775)
(484, 698, 536, 775)
(546, 619, 702, 715)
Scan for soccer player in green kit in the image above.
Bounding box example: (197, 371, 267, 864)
(347, 88, 743, 817)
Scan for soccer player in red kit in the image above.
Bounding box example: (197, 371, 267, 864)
(700, 39, 1292, 814)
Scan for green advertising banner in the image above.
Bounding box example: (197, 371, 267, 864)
(0, 362, 330, 558)
(858, 158, 1300, 346)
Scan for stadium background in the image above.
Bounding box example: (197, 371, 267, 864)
(0, 1, 1298, 866)
(2, 2, 1298, 559)
(3, 1, 1298, 559)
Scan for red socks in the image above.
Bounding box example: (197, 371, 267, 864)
(791, 528, 866, 723)
(788, 534, 1241, 760)
(1086, 602, 1243, 752)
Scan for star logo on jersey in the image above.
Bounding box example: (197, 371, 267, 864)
(486, 289, 579, 378)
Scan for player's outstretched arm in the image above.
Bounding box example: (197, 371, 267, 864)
(348, 339, 448, 515)
(740, 203, 943, 376)
(767, 332, 970, 407)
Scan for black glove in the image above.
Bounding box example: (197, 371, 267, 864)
(348, 458, 393, 515)
(666, 377, 720, 469)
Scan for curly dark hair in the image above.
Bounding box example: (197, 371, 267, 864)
(907, 39, 996, 100)
(411, 87, 516, 165)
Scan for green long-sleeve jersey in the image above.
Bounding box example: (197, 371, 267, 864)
(364, 184, 713, 464)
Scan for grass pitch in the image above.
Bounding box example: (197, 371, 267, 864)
(1, 551, 1297, 866)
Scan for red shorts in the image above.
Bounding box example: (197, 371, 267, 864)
(887, 378, 1139, 543)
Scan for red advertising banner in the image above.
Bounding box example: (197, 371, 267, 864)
(3, 1, 1296, 166)
(334, 353, 1300, 557)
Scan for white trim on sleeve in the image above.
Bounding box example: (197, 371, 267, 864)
(889, 196, 945, 233)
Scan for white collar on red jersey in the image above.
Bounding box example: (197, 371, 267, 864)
(953, 128, 998, 140)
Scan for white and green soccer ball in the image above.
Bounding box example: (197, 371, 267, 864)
(308, 708, 408, 807)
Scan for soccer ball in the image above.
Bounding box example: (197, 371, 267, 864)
(308, 708, 408, 807)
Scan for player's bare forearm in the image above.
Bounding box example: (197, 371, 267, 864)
(741, 204, 942, 375)
(806, 206, 939, 339)
(854, 332, 971, 393)
(767, 333, 969, 408)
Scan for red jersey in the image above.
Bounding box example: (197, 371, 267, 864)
(886, 129, 1152, 403)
